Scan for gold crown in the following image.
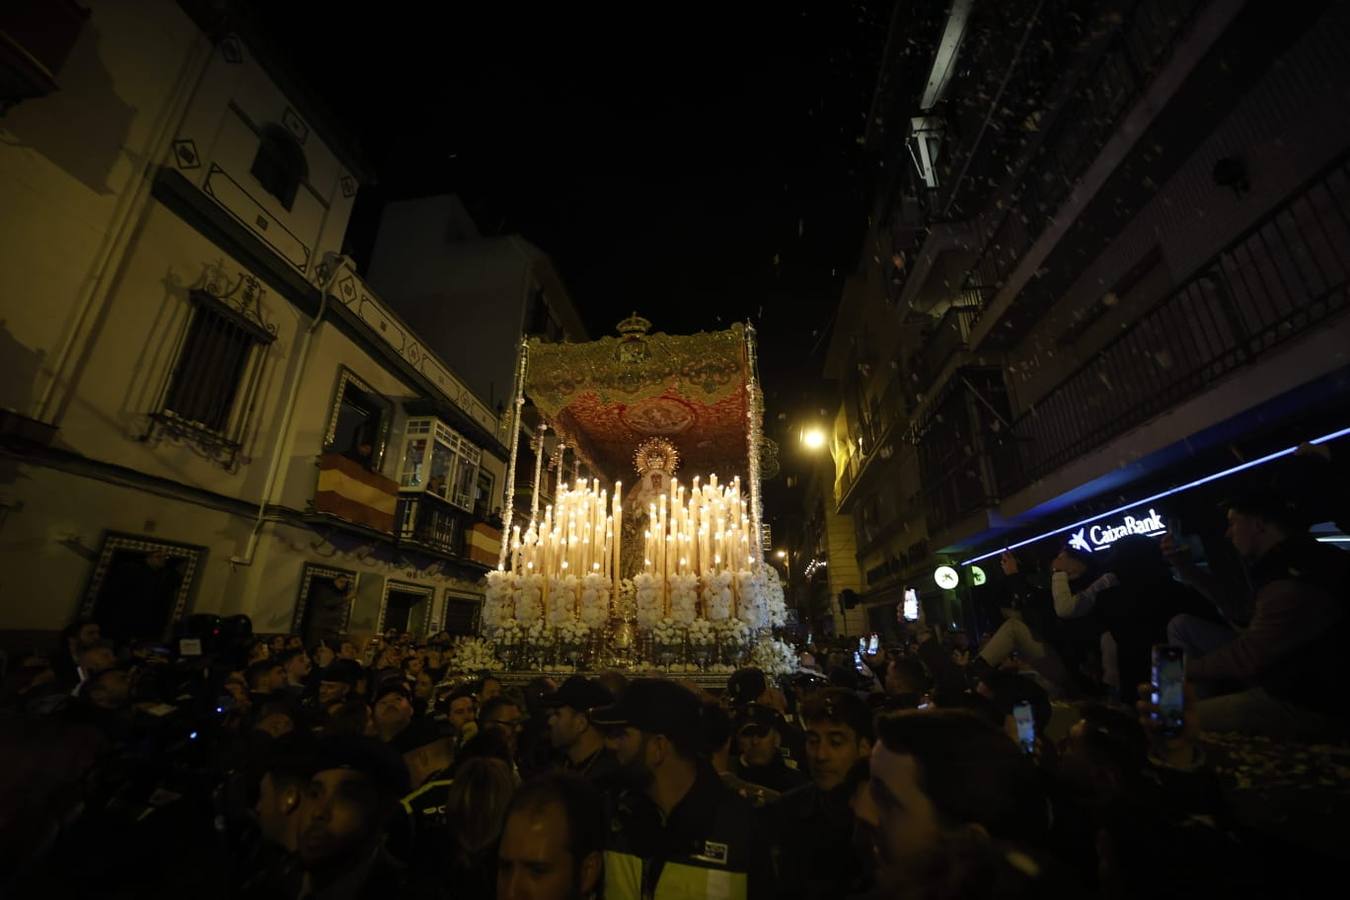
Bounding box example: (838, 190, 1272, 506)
(633, 437, 679, 477)
(617, 311, 652, 337)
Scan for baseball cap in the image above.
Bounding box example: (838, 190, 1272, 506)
(372, 680, 412, 704)
(320, 659, 362, 685)
(541, 676, 613, 713)
(589, 679, 702, 743)
(734, 703, 785, 738)
(725, 668, 768, 707)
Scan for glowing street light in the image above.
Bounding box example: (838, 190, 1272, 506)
(801, 427, 826, 451)
(775, 549, 787, 559)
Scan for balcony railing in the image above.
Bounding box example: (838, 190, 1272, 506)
(395, 492, 470, 557)
(961, 0, 1205, 318)
(1003, 152, 1350, 490)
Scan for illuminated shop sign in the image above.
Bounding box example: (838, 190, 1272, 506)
(1067, 508, 1167, 554)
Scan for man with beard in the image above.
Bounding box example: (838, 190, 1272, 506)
(592, 678, 773, 900)
(294, 736, 412, 898)
(543, 676, 620, 793)
(497, 773, 605, 900)
(769, 688, 874, 900)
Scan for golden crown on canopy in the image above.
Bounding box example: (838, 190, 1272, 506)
(617, 311, 653, 337)
(633, 437, 679, 477)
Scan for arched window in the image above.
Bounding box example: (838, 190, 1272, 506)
(250, 123, 307, 210)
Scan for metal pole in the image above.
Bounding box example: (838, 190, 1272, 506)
(529, 423, 548, 525)
(744, 323, 765, 564)
(498, 338, 529, 569)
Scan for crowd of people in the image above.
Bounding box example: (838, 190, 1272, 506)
(0, 451, 1345, 898)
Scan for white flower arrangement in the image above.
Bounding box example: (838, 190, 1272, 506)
(615, 578, 637, 621)
(579, 573, 611, 628)
(735, 569, 767, 630)
(701, 571, 734, 621)
(687, 618, 716, 648)
(482, 570, 515, 628)
(669, 573, 699, 625)
(750, 636, 799, 676)
(516, 574, 546, 624)
(446, 636, 501, 673)
(633, 573, 663, 628)
(556, 618, 591, 645)
(525, 619, 552, 646)
(495, 619, 524, 647)
(548, 575, 579, 627)
(763, 566, 787, 628)
(651, 616, 685, 647)
(714, 618, 751, 648)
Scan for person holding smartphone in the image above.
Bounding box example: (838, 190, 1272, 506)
(1162, 487, 1349, 740)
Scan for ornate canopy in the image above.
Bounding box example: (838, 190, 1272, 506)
(524, 317, 752, 481)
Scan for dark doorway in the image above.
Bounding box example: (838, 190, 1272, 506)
(382, 588, 425, 635)
(91, 548, 185, 644)
(441, 595, 481, 637)
(295, 567, 355, 648)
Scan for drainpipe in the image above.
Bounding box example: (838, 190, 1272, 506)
(231, 252, 354, 566)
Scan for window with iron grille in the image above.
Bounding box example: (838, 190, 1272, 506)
(151, 283, 275, 467)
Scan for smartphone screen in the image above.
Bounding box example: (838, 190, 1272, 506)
(1151, 645, 1186, 736)
(1013, 701, 1036, 754)
(853, 650, 865, 672)
(868, 633, 880, 654)
(903, 589, 919, 622)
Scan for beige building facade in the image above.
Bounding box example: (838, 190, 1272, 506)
(0, 1, 509, 650)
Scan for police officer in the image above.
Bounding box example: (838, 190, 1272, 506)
(769, 688, 875, 900)
(591, 678, 774, 899)
(542, 676, 621, 793)
(731, 704, 809, 793)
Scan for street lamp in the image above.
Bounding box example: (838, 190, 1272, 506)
(801, 426, 826, 451)
(775, 549, 787, 559)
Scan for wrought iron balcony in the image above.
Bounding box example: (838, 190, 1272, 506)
(395, 492, 470, 558)
(960, 0, 1206, 321)
(1000, 152, 1350, 492)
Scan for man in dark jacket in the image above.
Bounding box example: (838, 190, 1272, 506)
(769, 688, 874, 900)
(1165, 489, 1348, 739)
(731, 704, 808, 793)
(593, 679, 774, 899)
(543, 676, 621, 793)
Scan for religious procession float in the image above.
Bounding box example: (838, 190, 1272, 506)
(446, 315, 796, 687)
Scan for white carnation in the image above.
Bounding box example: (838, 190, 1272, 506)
(579, 573, 611, 627)
(517, 574, 546, 624)
(447, 636, 502, 673)
(669, 573, 699, 625)
(548, 575, 579, 627)
(633, 573, 663, 628)
(702, 571, 734, 621)
(750, 637, 798, 676)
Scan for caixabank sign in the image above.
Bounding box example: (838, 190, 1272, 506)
(1066, 507, 1167, 554)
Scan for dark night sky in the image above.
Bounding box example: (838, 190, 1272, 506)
(246, 1, 891, 489)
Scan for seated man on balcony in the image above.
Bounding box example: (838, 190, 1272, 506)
(1163, 487, 1348, 741)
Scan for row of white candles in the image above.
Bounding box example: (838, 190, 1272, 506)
(508, 480, 622, 588)
(502, 474, 760, 622)
(642, 474, 755, 581)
